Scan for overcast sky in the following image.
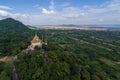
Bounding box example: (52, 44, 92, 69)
(0, 0, 120, 25)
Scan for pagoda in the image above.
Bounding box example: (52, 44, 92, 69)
(31, 34, 42, 45)
(28, 34, 43, 50)
(25, 34, 48, 51)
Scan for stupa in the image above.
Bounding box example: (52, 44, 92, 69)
(25, 34, 47, 51)
(28, 34, 43, 50)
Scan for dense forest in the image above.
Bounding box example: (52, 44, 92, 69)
(0, 18, 120, 80)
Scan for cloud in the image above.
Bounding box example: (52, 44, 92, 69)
(0, 0, 120, 25)
(62, 13, 87, 19)
(41, 8, 56, 14)
(0, 10, 11, 16)
(60, 2, 70, 7)
(49, 0, 55, 10)
(98, 19, 103, 22)
(0, 10, 29, 18)
(63, 14, 79, 18)
(0, 5, 13, 10)
(42, 0, 119, 24)
(83, 5, 89, 8)
(40, 0, 56, 15)
(89, 0, 120, 13)
(0, 9, 32, 24)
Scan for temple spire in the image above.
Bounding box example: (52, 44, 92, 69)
(45, 35, 48, 45)
(42, 35, 43, 41)
(31, 34, 41, 44)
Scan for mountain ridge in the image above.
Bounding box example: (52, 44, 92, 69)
(0, 18, 30, 33)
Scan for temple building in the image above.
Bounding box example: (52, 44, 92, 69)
(26, 34, 47, 51)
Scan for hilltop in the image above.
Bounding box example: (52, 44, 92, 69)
(0, 18, 34, 56)
(0, 18, 31, 33)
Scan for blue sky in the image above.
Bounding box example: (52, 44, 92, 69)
(0, 0, 120, 25)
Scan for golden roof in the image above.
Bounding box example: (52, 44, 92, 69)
(31, 34, 41, 43)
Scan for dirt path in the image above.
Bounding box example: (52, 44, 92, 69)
(0, 56, 9, 62)
(0, 56, 19, 80)
(11, 64, 19, 80)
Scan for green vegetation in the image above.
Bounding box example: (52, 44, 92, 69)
(0, 18, 34, 56)
(0, 18, 120, 80)
(15, 30, 120, 80)
(0, 62, 11, 80)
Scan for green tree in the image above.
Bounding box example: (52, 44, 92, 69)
(0, 71, 10, 80)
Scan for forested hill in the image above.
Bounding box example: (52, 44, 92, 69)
(0, 18, 34, 55)
(0, 18, 120, 80)
(0, 18, 30, 33)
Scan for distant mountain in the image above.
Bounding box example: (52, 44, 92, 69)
(0, 18, 30, 33)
